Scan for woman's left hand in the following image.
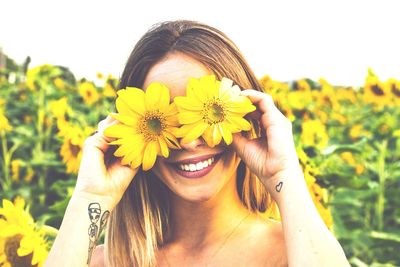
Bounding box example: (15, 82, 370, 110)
(232, 89, 302, 187)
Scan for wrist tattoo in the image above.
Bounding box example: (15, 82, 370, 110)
(275, 181, 283, 192)
(87, 202, 110, 265)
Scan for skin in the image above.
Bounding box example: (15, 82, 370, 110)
(46, 52, 349, 267)
(141, 52, 287, 266)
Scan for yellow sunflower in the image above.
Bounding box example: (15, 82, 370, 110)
(362, 75, 391, 108)
(104, 83, 181, 171)
(53, 77, 66, 90)
(59, 124, 94, 174)
(349, 123, 371, 140)
(103, 82, 117, 98)
(49, 97, 71, 119)
(300, 119, 329, 149)
(0, 198, 49, 267)
(287, 90, 312, 110)
(0, 111, 13, 133)
(174, 75, 256, 147)
(78, 81, 100, 105)
(296, 147, 332, 229)
(386, 78, 400, 106)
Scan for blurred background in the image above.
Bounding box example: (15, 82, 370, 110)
(0, 1, 399, 266)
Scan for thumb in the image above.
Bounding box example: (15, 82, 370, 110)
(107, 157, 138, 191)
(78, 117, 118, 177)
(231, 132, 248, 161)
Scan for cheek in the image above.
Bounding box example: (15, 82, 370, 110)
(151, 157, 165, 179)
(150, 159, 169, 183)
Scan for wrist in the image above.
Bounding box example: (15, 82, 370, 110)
(71, 190, 116, 211)
(263, 166, 309, 205)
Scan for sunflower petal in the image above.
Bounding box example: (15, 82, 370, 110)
(202, 75, 218, 98)
(219, 122, 233, 145)
(145, 82, 169, 111)
(177, 111, 203, 124)
(158, 137, 169, 158)
(175, 124, 193, 138)
(202, 126, 215, 147)
(187, 78, 208, 102)
(212, 123, 222, 145)
(121, 142, 145, 165)
(114, 143, 133, 157)
(113, 135, 143, 157)
(115, 97, 140, 119)
(165, 102, 179, 117)
(174, 96, 203, 111)
(108, 139, 125, 145)
(226, 116, 252, 131)
(104, 124, 137, 138)
(163, 130, 181, 149)
(181, 122, 209, 144)
(130, 152, 143, 169)
(142, 140, 158, 170)
(118, 87, 146, 115)
(225, 98, 256, 114)
(218, 77, 234, 99)
(109, 113, 139, 127)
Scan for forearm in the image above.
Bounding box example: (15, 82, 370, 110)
(44, 193, 111, 267)
(265, 167, 350, 267)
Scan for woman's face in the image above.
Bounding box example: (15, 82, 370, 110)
(143, 52, 241, 202)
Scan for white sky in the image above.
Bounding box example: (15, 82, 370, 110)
(1, 0, 399, 86)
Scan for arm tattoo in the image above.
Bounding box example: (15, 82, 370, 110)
(87, 202, 110, 265)
(275, 181, 283, 192)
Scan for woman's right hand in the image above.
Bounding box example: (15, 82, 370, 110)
(74, 115, 138, 209)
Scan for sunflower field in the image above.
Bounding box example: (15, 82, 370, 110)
(0, 55, 399, 266)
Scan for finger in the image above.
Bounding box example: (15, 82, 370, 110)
(231, 132, 248, 160)
(94, 115, 120, 145)
(79, 117, 120, 176)
(240, 90, 290, 127)
(107, 157, 138, 190)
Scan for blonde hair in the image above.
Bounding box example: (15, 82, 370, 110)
(105, 20, 278, 267)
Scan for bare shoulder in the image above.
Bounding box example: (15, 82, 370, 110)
(244, 216, 288, 266)
(89, 244, 105, 267)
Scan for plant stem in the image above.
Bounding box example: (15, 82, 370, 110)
(36, 81, 46, 205)
(0, 130, 11, 190)
(376, 139, 387, 231)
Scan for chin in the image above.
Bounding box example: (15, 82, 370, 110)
(169, 183, 222, 203)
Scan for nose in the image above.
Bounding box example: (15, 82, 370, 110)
(179, 137, 206, 151)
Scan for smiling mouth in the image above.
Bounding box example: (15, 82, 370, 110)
(167, 152, 223, 177)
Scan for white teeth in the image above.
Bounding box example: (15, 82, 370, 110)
(196, 162, 203, 169)
(189, 164, 196, 171)
(177, 157, 215, 172)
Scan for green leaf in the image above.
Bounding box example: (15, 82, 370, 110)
(370, 231, 400, 243)
(322, 137, 368, 156)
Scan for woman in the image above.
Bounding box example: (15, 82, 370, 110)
(45, 20, 350, 267)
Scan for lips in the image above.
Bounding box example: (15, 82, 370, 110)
(167, 152, 223, 165)
(166, 152, 224, 179)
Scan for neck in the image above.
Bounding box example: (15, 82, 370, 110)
(166, 170, 250, 251)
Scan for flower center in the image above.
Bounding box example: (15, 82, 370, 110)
(139, 111, 166, 141)
(147, 118, 162, 134)
(371, 84, 384, 96)
(203, 98, 226, 125)
(4, 234, 35, 267)
(68, 140, 81, 157)
(391, 84, 400, 97)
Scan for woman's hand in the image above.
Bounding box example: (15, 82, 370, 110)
(74, 115, 138, 209)
(232, 89, 302, 189)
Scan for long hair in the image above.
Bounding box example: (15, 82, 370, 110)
(105, 20, 278, 267)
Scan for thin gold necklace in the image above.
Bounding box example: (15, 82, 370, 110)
(162, 212, 251, 267)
